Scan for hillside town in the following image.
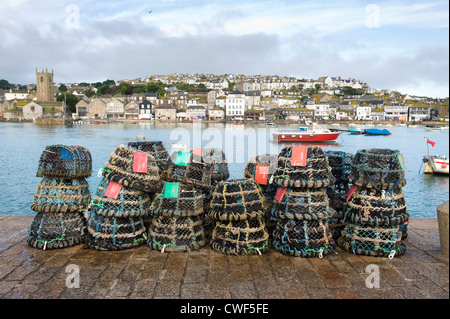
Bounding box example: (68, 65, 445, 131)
(1, 71, 448, 123)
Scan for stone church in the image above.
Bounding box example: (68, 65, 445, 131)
(36, 68, 55, 101)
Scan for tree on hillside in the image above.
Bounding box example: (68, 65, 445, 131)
(57, 93, 80, 113)
(0, 79, 13, 90)
(59, 84, 68, 92)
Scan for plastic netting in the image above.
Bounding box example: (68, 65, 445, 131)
(210, 218, 269, 255)
(272, 146, 335, 188)
(338, 223, 406, 258)
(31, 177, 91, 214)
(349, 149, 406, 190)
(102, 144, 161, 193)
(27, 211, 86, 250)
(325, 151, 353, 184)
(128, 141, 172, 172)
(148, 215, 205, 252)
(36, 144, 92, 178)
(151, 182, 204, 217)
(90, 177, 152, 218)
(272, 219, 335, 257)
(271, 188, 335, 220)
(344, 186, 410, 227)
(244, 153, 279, 201)
(208, 179, 266, 221)
(85, 213, 147, 251)
(192, 148, 230, 186)
(162, 151, 213, 189)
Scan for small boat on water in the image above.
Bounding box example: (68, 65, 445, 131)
(364, 128, 391, 135)
(272, 121, 341, 143)
(136, 133, 146, 140)
(233, 121, 244, 125)
(423, 155, 449, 175)
(348, 129, 365, 135)
(425, 125, 441, 132)
(422, 137, 449, 175)
(265, 122, 277, 127)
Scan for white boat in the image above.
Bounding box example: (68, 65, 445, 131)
(422, 137, 449, 175)
(265, 122, 277, 127)
(136, 133, 146, 140)
(423, 155, 449, 175)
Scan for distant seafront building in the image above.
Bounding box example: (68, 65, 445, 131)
(36, 68, 55, 102)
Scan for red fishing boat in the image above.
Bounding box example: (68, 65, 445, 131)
(272, 122, 341, 143)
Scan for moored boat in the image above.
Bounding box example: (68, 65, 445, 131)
(364, 128, 391, 135)
(272, 122, 341, 142)
(423, 155, 449, 175)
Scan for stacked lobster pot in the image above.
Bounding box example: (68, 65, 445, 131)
(85, 145, 160, 250)
(148, 149, 213, 252)
(192, 148, 230, 239)
(209, 179, 269, 255)
(28, 145, 92, 250)
(244, 153, 279, 236)
(271, 145, 337, 258)
(338, 148, 409, 258)
(325, 151, 354, 240)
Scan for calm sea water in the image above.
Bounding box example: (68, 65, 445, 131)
(0, 121, 448, 217)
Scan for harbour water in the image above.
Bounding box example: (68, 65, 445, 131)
(0, 122, 448, 217)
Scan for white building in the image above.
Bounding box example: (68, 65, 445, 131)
(356, 106, 372, 120)
(216, 90, 246, 119)
(305, 103, 330, 119)
(384, 104, 408, 121)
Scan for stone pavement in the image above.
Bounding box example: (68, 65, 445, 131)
(0, 215, 448, 300)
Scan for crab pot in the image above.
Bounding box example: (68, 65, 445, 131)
(271, 188, 335, 221)
(90, 177, 152, 218)
(208, 179, 266, 221)
(151, 182, 204, 218)
(27, 211, 86, 250)
(338, 223, 406, 258)
(325, 151, 353, 184)
(244, 153, 279, 202)
(272, 146, 335, 189)
(36, 144, 92, 178)
(128, 141, 172, 172)
(349, 148, 406, 190)
(210, 218, 269, 255)
(102, 144, 161, 193)
(272, 219, 335, 258)
(162, 151, 213, 190)
(85, 213, 147, 251)
(147, 215, 206, 252)
(31, 177, 91, 214)
(344, 186, 410, 227)
(191, 148, 230, 186)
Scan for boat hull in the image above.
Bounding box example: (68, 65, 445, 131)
(273, 132, 341, 142)
(424, 157, 449, 175)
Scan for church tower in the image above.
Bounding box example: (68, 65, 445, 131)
(36, 67, 55, 101)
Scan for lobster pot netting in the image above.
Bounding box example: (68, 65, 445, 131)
(272, 219, 335, 258)
(344, 186, 410, 227)
(128, 141, 172, 172)
(90, 177, 152, 218)
(103, 145, 161, 193)
(210, 218, 269, 255)
(36, 145, 92, 178)
(31, 177, 91, 214)
(272, 146, 336, 189)
(27, 211, 86, 250)
(349, 149, 406, 190)
(85, 213, 147, 251)
(151, 182, 204, 217)
(271, 188, 335, 221)
(148, 215, 205, 252)
(338, 223, 406, 258)
(208, 179, 266, 221)
(192, 148, 230, 186)
(325, 151, 353, 184)
(244, 153, 279, 201)
(163, 151, 213, 189)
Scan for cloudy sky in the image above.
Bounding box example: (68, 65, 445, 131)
(0, 0, 448, 97)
